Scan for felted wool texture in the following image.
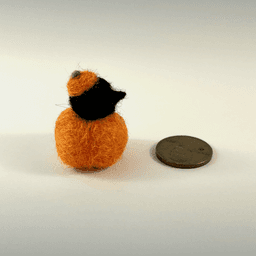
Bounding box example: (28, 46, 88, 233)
(67, 70, 98, 97)
(55, 107, 128, 169)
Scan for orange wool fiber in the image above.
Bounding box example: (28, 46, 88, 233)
(67, 70, 98, 97)
(55, 107, 128, 170)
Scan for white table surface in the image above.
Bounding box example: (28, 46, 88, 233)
(0, 131, 255, 256)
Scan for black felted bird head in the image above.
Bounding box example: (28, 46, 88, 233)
(68, 70, 126, 121)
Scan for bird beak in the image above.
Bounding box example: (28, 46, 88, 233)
(115, 91, 126, 103)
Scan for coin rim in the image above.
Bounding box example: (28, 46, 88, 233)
(155, 135, 213, 169)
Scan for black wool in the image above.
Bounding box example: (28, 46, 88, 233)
(69, 77, 126, 121)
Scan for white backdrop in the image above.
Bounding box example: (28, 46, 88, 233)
(1, 0, 256, 255)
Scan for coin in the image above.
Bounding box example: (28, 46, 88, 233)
(155, 135, 213, 169)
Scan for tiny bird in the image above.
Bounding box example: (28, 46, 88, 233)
(55, 70, 128, 172)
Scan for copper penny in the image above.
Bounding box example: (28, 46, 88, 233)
(156, 135, 213, 169)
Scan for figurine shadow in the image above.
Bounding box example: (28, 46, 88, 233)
(0, 133, 222, 187)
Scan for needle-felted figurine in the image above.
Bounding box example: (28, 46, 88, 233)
(55, 70, 128, 172)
